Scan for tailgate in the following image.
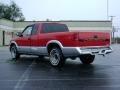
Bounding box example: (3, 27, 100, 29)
(78, 32, 110, 47)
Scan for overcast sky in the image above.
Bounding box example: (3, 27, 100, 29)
(0, 0, 120, 36)
(0, 0, 120, 24)
(0, 0, 119, 21)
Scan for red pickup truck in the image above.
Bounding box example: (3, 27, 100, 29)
(10, 22, 112, 67)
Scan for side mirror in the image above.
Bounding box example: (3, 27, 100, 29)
(16, 32, 23, 37)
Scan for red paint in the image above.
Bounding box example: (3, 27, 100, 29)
(11, 23, 111, 47)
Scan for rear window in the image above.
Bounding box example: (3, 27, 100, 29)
(42, 23, 68, 33)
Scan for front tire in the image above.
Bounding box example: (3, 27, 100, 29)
(10, 45, 20, 59)
(79, 54, 95, 64)
(49, 47, 65, 67)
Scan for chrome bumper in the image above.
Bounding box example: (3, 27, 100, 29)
(62, 46, 112, 57)
(76, 46, 112, 55)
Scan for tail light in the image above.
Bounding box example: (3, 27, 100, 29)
(73, 33, 79, 41)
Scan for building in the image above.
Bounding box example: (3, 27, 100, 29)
(0, 18, 112, 46)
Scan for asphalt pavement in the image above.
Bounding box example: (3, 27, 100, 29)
(0, 44, 120, 90)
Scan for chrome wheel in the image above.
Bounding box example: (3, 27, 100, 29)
(11, 46, 17, 59)
(49, 48, 65, 67)
(10, 45, 20, 59)
(50, 49, 60, 66)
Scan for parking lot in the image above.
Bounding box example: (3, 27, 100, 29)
(0, 44, 120, 90)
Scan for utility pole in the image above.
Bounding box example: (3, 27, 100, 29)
(109, 16, 115, 21)
(109, 16, 116, 43)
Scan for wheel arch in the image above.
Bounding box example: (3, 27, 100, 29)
(46, 40, 63, 54)
(10, 41, 18, 50)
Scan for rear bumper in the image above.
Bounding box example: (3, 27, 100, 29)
(62, 46, 112, 57)
(76, 46, 112, 55)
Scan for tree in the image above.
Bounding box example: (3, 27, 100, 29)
(0, 1, 25, 21)
(0, 3, 5, 18)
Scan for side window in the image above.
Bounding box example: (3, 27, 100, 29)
(42, 24, 51, 33)
(31, 24, 38, 35)
(42, 23, 68, 33)
(22, 26, 33, 36)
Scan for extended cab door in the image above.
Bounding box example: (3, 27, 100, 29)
(30, 24, 48, 55)
(18, 25, 33, 53)
(30, 24, 40, 54)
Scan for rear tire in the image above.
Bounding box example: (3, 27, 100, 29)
(49, 47, 65, 67)
(10, 45, 20, 59)
(79, 54, 95, 64)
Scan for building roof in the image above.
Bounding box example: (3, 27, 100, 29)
(0, 18, 112, 31)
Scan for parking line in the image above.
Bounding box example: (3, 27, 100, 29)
(14, 60, 35, 90)
(1, 77, 120, 82)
